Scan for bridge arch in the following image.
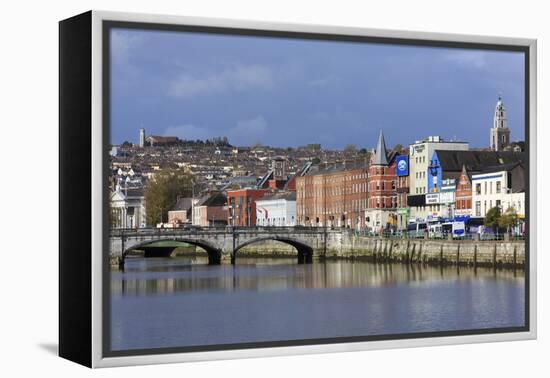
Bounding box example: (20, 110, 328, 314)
(234, 237, 313, 264)
(123, 238, 222, 265)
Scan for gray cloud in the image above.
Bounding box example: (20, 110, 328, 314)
(111, 31, 144, 65)
(442, 50, 487, 69)
(168, 65, 274, 98)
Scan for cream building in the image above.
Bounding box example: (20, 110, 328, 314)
(408, 136, 468, 222)
(471, 165, 525, 218)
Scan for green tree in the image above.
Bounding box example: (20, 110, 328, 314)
(311, 157, 321, 165)
(393, 144, 404, 153)
(344, 144, 357, 153)
(498, 206, 518, 234)
(484, 206, 501, 230)
(145, 169, 193, 226)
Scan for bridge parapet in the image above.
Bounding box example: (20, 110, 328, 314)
(109, 226, 344, 264)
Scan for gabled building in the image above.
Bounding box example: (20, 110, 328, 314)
(193, 191, 228, 227)
(110, 186, 146, 229)
(455, 165, 473, 217)
(168, 197, 194, 225)
(365, 131, 398, 232)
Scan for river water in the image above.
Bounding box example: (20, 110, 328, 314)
(110, 256, 525, 352)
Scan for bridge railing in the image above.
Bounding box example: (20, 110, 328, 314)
(109, 225, 332, 237)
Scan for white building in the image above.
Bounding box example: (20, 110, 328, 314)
(471, 163, 525, 218)
(408, 136, 468, 222)
(110, 184, 147, 228)
(255, 192, 296, 227)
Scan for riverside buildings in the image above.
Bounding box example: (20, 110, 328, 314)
(110, 96, 525, 232)
(407, 136, 469, 223)
(471, 162, 526, 219)
(110, 185, 147, 229)
(227, 188, 270, 226)
(296, 160, 369, 229)
(193, 192, 228, 227)
(256, 192, 297, 227)
(365, 131, 398, 232)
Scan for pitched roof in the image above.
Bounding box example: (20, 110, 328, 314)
(479, 161, 524, 174)
(257, 192, 296, 202)
(304, 159, 368, 176)
(434, 150, 525, 173)
(171, 197, 193, 211)
(371, 130, 389, 166)
(195, 192, 227, 207)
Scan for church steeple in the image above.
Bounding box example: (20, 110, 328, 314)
(490, 95, 510, 151)
(372, 130, 389, 166)
(493, 95, 508, 129)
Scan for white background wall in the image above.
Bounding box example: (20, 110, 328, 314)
(0, 0, 547, 377)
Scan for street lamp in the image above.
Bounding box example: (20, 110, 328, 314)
(191, 179, 196, 226)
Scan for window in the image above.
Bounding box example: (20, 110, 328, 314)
(484, 182, 487, 195)
(476, 183, 481, 195)
(475, 201, 481, 217)
(489, 182, 493, 194)
(496, 181, 501, 193)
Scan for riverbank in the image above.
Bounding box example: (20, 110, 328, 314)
(110, 237, 525, 269)
(236, 237, 525, 269)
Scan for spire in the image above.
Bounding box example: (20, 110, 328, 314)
(493, 95, 507, 129)
(372, 130, 388, 166)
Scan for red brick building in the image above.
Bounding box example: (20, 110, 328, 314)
(296, 161, 369, 229)
(455, 165, 472, 216)
(365, 131, 398, 232)
(226, 189, 270, 226)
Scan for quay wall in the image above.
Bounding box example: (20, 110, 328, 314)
(236, 236, 525, 268)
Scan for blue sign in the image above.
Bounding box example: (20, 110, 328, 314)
(395, 155, 409, 176)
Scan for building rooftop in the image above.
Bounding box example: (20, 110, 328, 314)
(171, 197, 193, 211)
(371, 130, 389, 166)
(305, 159, 369, 176)
(195, 192, 227, 207)
(434, 150, 525, 173)
(257, 192, 297, 202)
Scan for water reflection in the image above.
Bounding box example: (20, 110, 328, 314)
(111, 257, 522, 297)
(110, 256, 525, 351)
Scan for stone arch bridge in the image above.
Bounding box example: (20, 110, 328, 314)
(110, 227, 345, 265)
